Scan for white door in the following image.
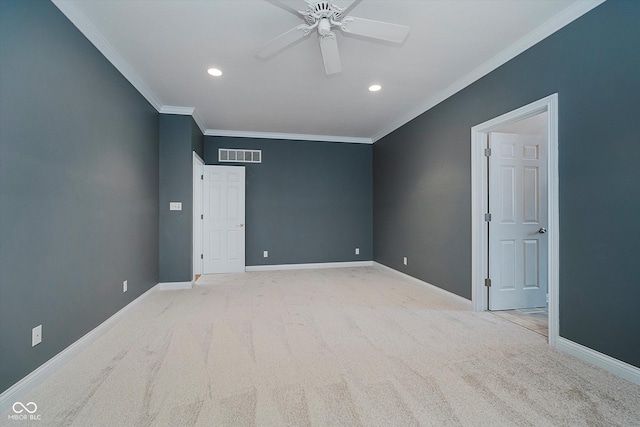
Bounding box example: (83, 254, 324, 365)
(489, 132, 548, 310)
(193, 153, 204, 279)
(203, 165, 245, 274)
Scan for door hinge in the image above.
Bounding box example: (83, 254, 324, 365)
(200, 254, 203, 260)
(484, 148, 491, 157)
(201, 174, 204, 180)
(485, 278, 492, 287)
(200, 214, 204, 220)
(484, 213, 492, 222)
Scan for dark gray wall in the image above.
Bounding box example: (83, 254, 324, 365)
(204, 137, 373, 265)
(373, 0, 640, 368)
(159, 115, 203, 282)
(0, 0, 159, 393)
(191, 120, 204, 159)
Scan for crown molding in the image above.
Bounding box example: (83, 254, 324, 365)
(158, 109, 369, 143)
(370, 0, 606, 142)
(159, 106, 206, 134)
(53, 0, 604, 144)
(159, 106, 194, 115)
(204, 129, 373, 144)
(192, 110, 207, 134)
(51, 0, 163, 112)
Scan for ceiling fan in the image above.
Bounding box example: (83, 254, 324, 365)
(255, 0, 410, 75)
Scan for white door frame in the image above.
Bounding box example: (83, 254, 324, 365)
(192, 152, 204, 280)
(471, 93, 559, 347)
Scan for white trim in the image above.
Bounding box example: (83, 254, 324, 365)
(373, 262, 472, 309)
(192, 152, 204, 280)
(159, 106, 194, 115)
(471, 94, 559, 347)
(53, 0, 603, 145)
(157, 281, 193, 290)
(557, 338, 640, 385)
(160, 106, 206, 134)
(0, 284, 159, 414)
(204, 129, 373, 145)
(51, 0, 162, 111)
(192, 151, 204, 166)
(192, 110, 207, 135)
(245, 261, 373, 272)
(370, 0, 605, 142)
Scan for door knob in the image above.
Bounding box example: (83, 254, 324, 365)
(538, 227, 547, 234)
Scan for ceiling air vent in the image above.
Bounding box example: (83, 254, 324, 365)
(218, 149, 262, 164)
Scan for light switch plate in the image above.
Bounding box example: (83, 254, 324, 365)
(32, 325, 42, 347)
(169, 202, 182, 211)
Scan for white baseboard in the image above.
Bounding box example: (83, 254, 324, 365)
(157, 281, 193, 290)
(374, 263, 640, 384)
(556, 337, 640, 385)
(0, 284, 160, 414)
(245, 261, 373, 272)
(373, 262, 472, 309)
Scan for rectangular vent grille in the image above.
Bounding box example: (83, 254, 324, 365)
(218, 149, 261, 163)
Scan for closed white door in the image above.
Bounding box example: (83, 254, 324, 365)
(203, 165, 245, 274)
(489, 132, 547, 310)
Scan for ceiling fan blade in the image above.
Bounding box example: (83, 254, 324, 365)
(263, 0, 303, 18)
(254, 24, 312, 59)
(319, 32, 341, 75)
(340, 16, 410, 43)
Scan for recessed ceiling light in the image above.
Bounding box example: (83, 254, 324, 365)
(207, 68, 223, 77)
(369, 84, 382, 92)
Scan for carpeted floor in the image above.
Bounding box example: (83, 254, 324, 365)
(4, 267, 640, 426)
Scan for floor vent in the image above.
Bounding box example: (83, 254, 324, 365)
(218, 149, 262, 163)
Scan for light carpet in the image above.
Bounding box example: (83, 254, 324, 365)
(3, 267, 639, 426)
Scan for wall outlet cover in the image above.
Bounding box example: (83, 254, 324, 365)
(263, 251, 269, 258)
(169, 202, 182, 211)
(123, 280, 128, 292)
(403, 257, 408, 265)
(355, 248, 360, 255)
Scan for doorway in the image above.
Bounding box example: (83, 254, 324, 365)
(202, 165, 246, 274)
(471, 94, 559, 347)
(193, 152, 204, 281)
(488, 116, 548, 311)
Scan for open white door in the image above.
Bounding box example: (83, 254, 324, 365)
(488, 132, 548, 310)
(203, 165, 245, 274)
(193, 152, 204, 280)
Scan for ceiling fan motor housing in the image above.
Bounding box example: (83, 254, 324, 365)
(302, 0, 345, 26)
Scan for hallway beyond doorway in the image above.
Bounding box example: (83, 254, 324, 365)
(491, 307, 548, 338)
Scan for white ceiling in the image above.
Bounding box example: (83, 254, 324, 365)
(52, 0, 602, 143)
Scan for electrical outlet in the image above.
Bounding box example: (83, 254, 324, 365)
(403, 257, 408, 265)
(123, 280, 128, 292)
(263, 250, 268, 258)
(355, 248, 360, 255)
(169, 202, 182, 211)
(32, 325, 42, 347)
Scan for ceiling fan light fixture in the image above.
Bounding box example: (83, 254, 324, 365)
(207, 68, 223, 77)
(318, 18, 331, 36)
(369, 84, 382, 92)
